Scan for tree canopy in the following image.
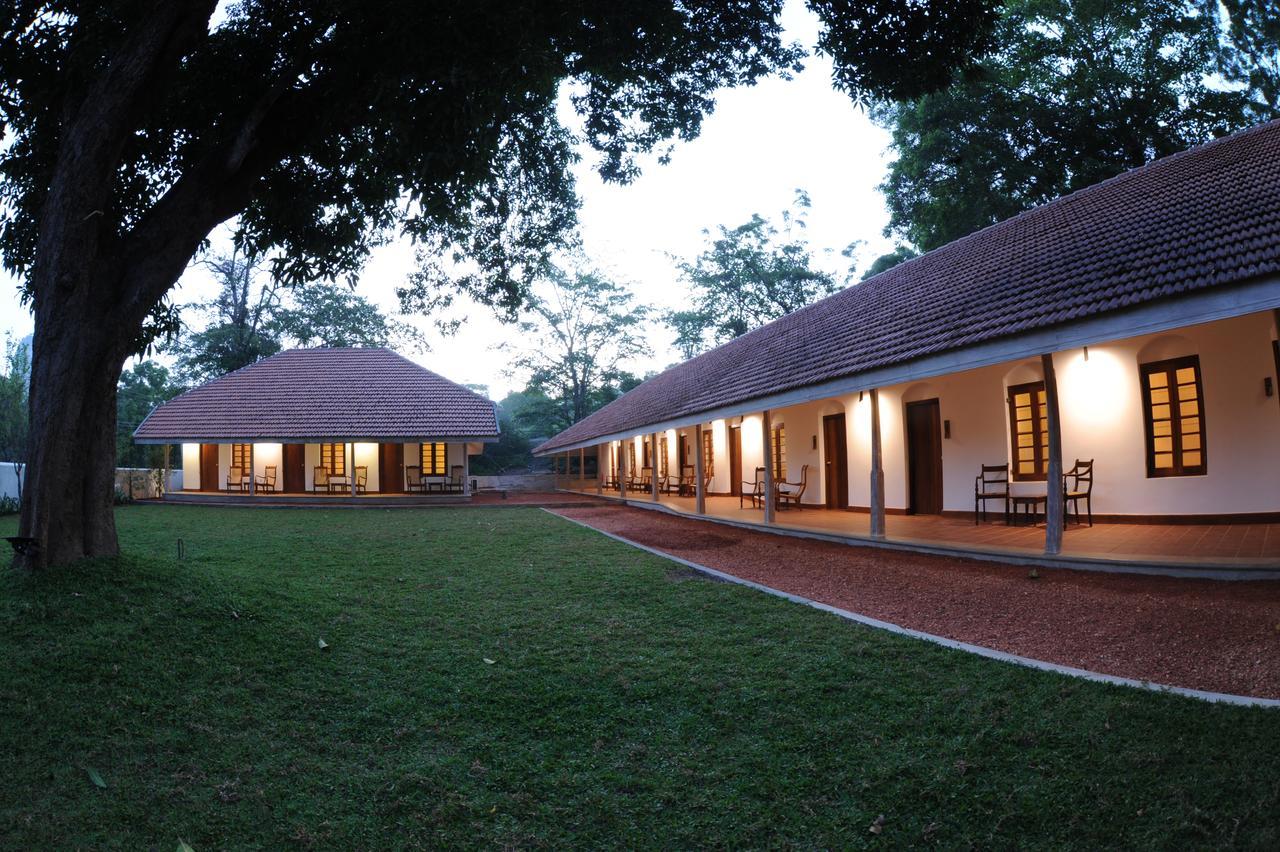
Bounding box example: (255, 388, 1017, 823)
(667, 191, 840, 358)
(507, 266, 651, 436)
(876, 0, 1278, 252)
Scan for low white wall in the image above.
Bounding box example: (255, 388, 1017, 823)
(0, 463, 182, 501)
(475, 473, 556, 491)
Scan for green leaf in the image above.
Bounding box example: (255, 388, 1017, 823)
(177, 839, 195, 852)
(85, 766, 106, 788)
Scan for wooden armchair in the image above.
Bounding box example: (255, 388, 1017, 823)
(777, 464, 809, 510)
(1064, 459, 1094, 526)
(354, 466, 368, 495)
(740, 466, 765, 509)
(254, 465, 277, 493)
(313, 466, 329, 493)
(405, 465, 427, 493)
(974, 463, 1010, 525)
(227, 466, 249, 492)
(442, 465, 465, 493)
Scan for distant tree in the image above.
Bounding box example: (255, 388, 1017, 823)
(860, 245, 920, 281)
(0, 336, 31, 502)
(171, 251, 426, 384)
(876, 0, 1269, 252)
(273, 282, 426, 351)
(1210, 0, 1280, 121)
(666, 191, 841, 357)
(508, 267, 651, 433)
(115, 362, 183, 469)
(469, 406, 535, 475)
(170, 251, 282, 384)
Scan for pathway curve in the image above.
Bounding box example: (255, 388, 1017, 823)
(551, 505, 1280, 700)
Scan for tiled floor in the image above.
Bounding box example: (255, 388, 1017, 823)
(562, 486, 1280, 566)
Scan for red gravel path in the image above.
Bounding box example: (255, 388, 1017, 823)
(552, 505, 1280, 699)
(471, 490, 605, 506)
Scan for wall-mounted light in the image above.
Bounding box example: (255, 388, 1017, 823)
(858, 390, 864, 402)
(1083, 345, 1090, 362)
(1266, 376, 1275, 398)
(812, 435, 818, 450)
(944, 419, 951, 439)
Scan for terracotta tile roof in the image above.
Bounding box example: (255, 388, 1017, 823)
(537, 118, 1280, 454)
(134, 347, 499, 442)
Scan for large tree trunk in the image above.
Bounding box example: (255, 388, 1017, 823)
(15, 285, 132, 570)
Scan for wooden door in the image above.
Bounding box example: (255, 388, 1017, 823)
(379, 443, 404, 493)
(199, 443, 218, 492)
(906, 399, 943, 514)
(282, 443, 306, 493)
(729, 426, 742, 496)
(822, 413, 849, 510)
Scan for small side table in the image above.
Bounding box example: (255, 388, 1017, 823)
(1010, 494, 1047, 526)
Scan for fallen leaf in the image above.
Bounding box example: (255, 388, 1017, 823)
(869, 814, 885, 835)
(318, 638, 329, 651)
(483, 658, 495, 665)
(85, 766, 106, 788)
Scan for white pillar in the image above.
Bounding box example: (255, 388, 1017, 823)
(650, 432, 660, 501)
(350, 443, 357, 497)
(579, 447, 585, 492)
(762, 410, 775, 525)
(618, 440, 629, 499)
(870, 389, 885, 539)
(694, 423, 705, 515)
(463, 446, 471, 497)
(248, 443, 255, 495)
(597, 443, 605, 495)
(1042, 353, 1064, 555)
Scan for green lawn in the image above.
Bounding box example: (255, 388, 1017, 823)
(0, 506, 1277, 848)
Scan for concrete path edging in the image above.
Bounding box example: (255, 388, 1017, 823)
(545, 508, 1280, 709)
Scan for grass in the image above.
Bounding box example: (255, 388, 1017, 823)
(1, 505, 1278, 849)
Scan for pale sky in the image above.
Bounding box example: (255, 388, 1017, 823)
(0, 0, 897, 401)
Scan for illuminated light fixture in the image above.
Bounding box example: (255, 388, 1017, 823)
(1083, 345, 1090, 362)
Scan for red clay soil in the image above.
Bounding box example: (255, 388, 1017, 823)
(552, 505, 1280, 699)
(472, 490, 605, 506)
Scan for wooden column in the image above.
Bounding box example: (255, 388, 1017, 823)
(694, 423, 706, 515)
(1042, 353, 1064, 555)
(762, 410, 775, 524)
(619, 440, 629, 499)
(650, 432, 660, 501)
(869, 389, 885, 539)
(248, 443, 255, 495)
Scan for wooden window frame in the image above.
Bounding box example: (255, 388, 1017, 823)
(320, 442, 346, 476)
(419, 442, 447, 476)
(230, 443, 251, 472)
(642, 436, 651, 470)
(770, 425, 786, 481)
(1140, 355, 1207, 478)
(1006, 380, 1049, 482)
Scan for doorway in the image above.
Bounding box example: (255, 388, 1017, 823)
(822, 413, 849, 510)
(199, 443, 219, 492)
(282, 443, 306, 493)
(905, 399, 943, 515)
(729, 425, 742, 496)
(379, 443, 404, 493)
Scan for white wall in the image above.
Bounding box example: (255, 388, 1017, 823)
(841, 310, 1280, 516)
(182, 443, 200, 490)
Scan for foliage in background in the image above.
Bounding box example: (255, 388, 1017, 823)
(169, 251, 425, 385)
(506, 266, 652, 436)
(115, 362, 183, 470)
(0, 336, 30, 502)
(666, 191, 841, 358)
(875, 0, 1279, 253)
